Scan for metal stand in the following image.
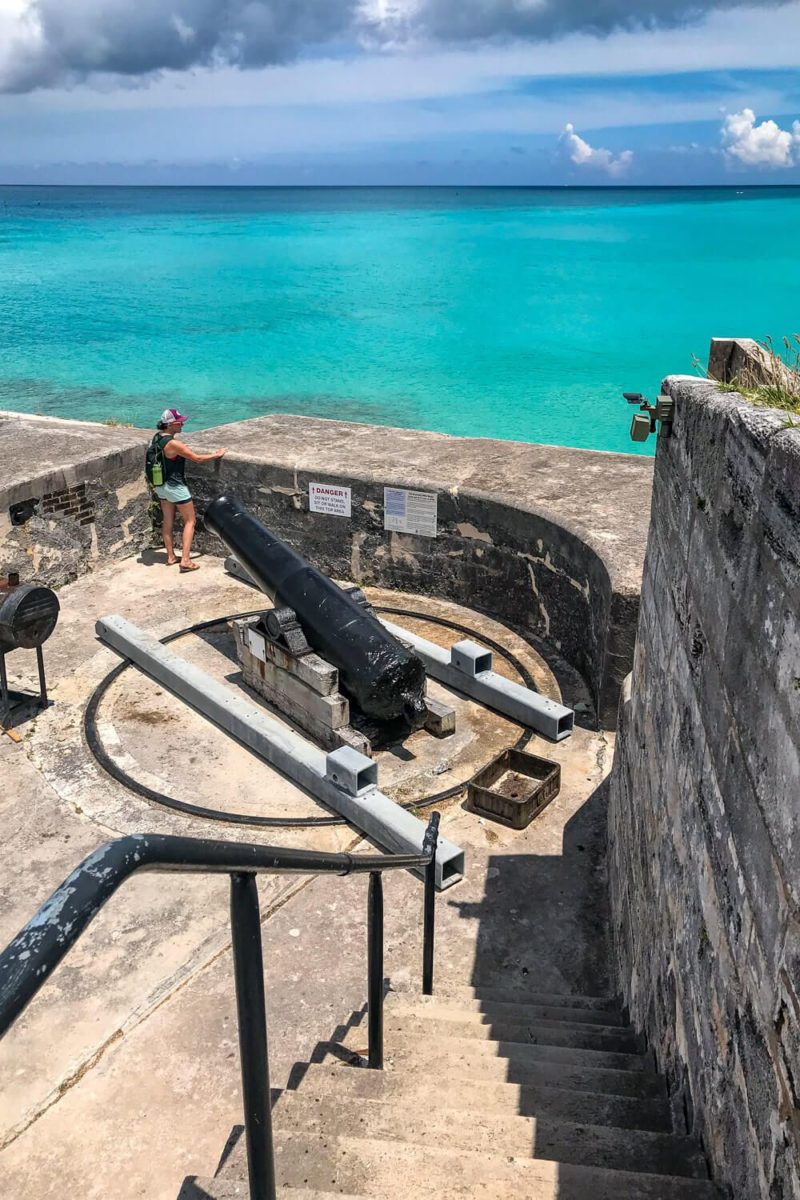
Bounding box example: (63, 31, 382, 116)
(0, 649, 49, 730)
(36, 645, 48, 709)
(97, 614, 465, 890)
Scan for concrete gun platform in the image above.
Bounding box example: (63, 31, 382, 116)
(0, 548, 614, 1200)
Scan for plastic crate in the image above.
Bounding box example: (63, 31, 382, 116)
(468, 748, 561, 829)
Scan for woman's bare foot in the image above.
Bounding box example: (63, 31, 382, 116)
(179, 561, 200, 573)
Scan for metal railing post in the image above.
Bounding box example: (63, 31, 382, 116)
(230, 873, 276, 1200)
(367, 871, 384, 1069)
(422, 812, 440, 996)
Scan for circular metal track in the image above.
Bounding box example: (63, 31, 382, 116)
(84, 605, 535, 828)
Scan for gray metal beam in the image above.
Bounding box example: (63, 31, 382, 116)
(376, 624, 573, 742)
(96, 615, 463, 890)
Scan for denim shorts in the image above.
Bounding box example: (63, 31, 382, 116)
(154, 480, 192, 504)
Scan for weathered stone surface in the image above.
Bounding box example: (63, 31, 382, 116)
(0, 411, 151, 587)
(708, 336, 800, 397)
(609, 375, 800, 1200)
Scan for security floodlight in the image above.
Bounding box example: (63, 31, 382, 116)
(623, 390, 675, 443)
(630, 413, 653, 442)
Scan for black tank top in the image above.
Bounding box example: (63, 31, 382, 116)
(156, 434, 186, 484)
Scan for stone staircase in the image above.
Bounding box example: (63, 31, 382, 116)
(182, 984, 718, 1200)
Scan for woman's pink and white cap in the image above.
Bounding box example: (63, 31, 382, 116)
(161, 407, 188, 425)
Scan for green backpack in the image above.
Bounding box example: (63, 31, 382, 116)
(145, 434, 167, 488)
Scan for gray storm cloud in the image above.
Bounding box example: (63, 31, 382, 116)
(1, 0, 359, 91)
(393, 0, 788, 42)
(0, 0, 791, 92)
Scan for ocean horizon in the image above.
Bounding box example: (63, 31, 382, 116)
(3, 183, 799, 455)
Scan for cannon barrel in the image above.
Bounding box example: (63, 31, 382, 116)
(204, 495, 427, 728)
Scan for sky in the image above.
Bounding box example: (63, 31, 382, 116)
(1, 0, 800, 184)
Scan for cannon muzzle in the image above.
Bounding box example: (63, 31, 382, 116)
(204, 495, 427, 729)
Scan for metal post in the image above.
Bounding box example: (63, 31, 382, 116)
(35, 645, 48, 709)
(422, 812, 440, 996)
(0, 654, 8, 716)
(367, 871, 384, 1070)
(230, 873, 276, 1200)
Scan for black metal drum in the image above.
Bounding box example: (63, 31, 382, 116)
(0, 579, 60, 721)
(0, 584, 60, 651)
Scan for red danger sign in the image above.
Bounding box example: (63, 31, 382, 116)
(308, 482, 352, 518)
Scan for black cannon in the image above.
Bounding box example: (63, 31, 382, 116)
(204, 495, 428, 729)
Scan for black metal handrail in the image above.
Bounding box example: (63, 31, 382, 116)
(0, 819, 441, 1200)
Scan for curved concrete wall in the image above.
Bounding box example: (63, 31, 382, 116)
(187, 415, 653, 725)
(0, 411, 651, 723)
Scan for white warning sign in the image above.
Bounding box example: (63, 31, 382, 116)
(383, 487, 438, 538)
(246, 627, 267, 662)
(308, 482, 352, 517)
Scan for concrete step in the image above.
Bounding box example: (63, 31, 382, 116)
(384, 999, 640, 1045)
(322, 1036, 664, 1097)
(179, 1181, 358, 1200)
(249, 1131, 720, 1198)
(289, 1062, 674, 1131)
(386, 989, 629, 1027)
(397, 982, 623, 1013)
(267, 1090, 708, 1179)
(341, 1022, 653, 1074)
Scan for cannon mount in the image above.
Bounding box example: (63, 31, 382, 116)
(230, 579, 456, 757)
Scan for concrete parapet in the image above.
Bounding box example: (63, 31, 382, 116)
(187, 415, 653, 726)
(0, 409, 653, 722)
(0, 412, 151, 587)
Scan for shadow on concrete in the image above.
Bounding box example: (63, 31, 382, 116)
(457, 781, 612, 998)
(0, 690, 49, 734)
(136, 547, 206, 568)
(136, 548, 172, 567)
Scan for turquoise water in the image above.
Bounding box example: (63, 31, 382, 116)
(2, 186, 800, 455)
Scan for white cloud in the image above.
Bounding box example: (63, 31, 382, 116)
(561, 122, 633, 177)
(721, 106, 800, 167)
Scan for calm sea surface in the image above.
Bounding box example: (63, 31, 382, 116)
(2, 186, 799, 454)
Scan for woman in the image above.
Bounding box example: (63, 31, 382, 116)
(151, 408, 226, 572)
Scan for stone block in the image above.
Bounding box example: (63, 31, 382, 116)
(240, 653, 350, 731)
(708, 336, 800, 398)
(422, 696, 456, 738)
(231, 619, 339, 697)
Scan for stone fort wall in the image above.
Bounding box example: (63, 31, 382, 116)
(608, 376, 800, 1199)
(0, 412, 150, 588)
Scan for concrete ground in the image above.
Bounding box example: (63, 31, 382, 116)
(0, 551, 613, 1200)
